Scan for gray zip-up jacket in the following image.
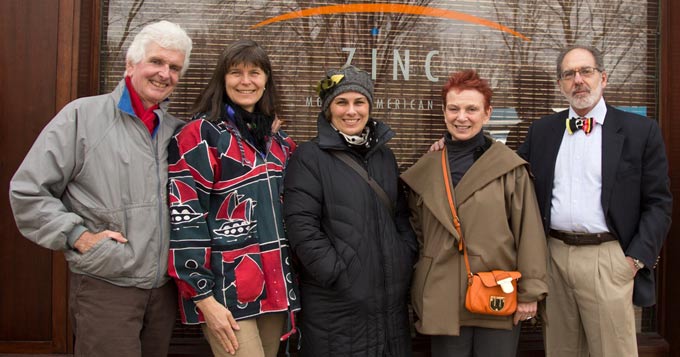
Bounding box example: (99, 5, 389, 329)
(9, 79, 184, 289)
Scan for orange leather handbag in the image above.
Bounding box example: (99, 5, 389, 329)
(441, 149, 522, 316)
(464, 270, 521, 315)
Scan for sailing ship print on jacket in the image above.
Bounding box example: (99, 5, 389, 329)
(167, 112, 300, 325)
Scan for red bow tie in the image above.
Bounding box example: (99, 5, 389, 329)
(566, 117, 594, 135)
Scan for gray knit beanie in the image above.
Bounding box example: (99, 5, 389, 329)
(316, 65, 374, 114)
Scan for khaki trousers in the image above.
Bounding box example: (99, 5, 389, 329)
(202, 312, 286, 357)
(68, 272, 177, 357)
(545, 237, 637, 357)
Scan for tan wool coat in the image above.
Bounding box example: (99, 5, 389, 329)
(401, 140, 548, 335)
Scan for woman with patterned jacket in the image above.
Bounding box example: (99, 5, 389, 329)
(167, 40, 300, 357)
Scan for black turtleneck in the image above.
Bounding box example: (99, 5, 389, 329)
(444, 130, 488, 186)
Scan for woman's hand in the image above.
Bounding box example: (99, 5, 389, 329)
(196, 297, 241, 355)
(428, 137, 445, 152)
(513, 301, 538, 325)
(271, 116, 283, 134)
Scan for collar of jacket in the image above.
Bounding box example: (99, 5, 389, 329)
(114, 78, 170, 120)
(314, 112, 395, 156)
(403, 139, 526, 206)
(402, 139, 526, 240)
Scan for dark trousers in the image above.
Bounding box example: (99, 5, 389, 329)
(431, 324, 521, 357)
(69, 272, 177, 357)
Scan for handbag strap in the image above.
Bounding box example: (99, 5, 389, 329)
(331, 150, 395, 216)
(441, 148, 473, 279)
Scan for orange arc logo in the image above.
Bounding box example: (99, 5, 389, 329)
(251, 3, 530, 41)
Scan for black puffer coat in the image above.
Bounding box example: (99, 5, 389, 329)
(283, 114, 418, 356)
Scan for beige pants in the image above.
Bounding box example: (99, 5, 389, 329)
(545, 237, 637, 357)
(202, 312, 286, 357)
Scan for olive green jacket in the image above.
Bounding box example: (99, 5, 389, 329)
(401, 139, 548, 335)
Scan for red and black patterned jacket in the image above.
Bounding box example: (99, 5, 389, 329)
(167, 111, 300, 324)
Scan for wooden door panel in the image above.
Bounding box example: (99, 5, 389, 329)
(0, 0, 67, 352)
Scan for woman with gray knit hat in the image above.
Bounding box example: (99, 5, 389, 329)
(283, 65, 418, 356)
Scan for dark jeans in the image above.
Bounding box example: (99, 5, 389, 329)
(431, 324, 522, 357)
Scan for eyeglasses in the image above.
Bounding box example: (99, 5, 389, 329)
(559, 67, 602, 80)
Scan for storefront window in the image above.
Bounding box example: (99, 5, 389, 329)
(100, 0, 661, 341)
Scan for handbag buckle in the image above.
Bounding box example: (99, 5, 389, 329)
(497, 277, 514, 293)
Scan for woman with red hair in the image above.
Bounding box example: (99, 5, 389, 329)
(402, 70, 548, 356)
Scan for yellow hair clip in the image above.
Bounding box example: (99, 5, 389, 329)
(315, 74, 345, 96)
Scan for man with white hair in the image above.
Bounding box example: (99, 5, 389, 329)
(9, 20, 192, 357)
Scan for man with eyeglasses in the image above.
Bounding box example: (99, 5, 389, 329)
(518, 46, 672, 356)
